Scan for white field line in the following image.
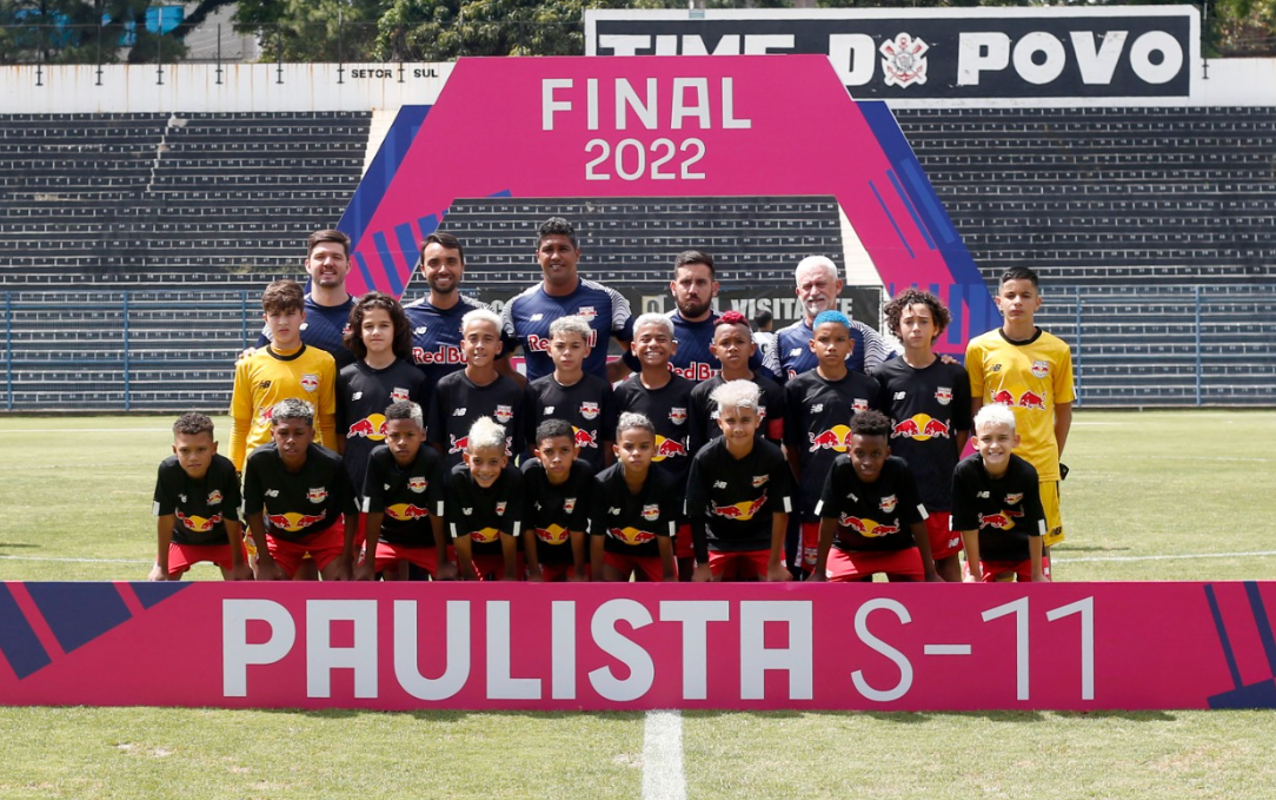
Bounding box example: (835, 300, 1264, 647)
(0, 428, 172, 433)
(0, 555, 152, 565)
(642, 709, 686, 800)
(1054, 550, 1276, 564)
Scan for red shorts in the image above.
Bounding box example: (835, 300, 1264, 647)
(825, 546, 925, 582)
(800, 522, 821, 569)
(539, 562, 589, 582)
(371, 541, 439, 577)
(967, 556, 1052, 583)
(167, 541, 246, 577)
(708, 550, 772, 580)
(926, 512, 963, 560)
(604, 550, 666, 582)
(675, 523, 694, 561)
(264, 521, 346, 578)
(467, 552, 525, 581)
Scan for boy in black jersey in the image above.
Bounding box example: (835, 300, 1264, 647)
(591, 413, 678, 582)
(686, 381, 793, 582)
(244, 399, 358, 581)
(810, 410, 940, 582)
(524, 315, 616, 472)
(783, 311, 882, 576)
(688, 311, 786, 452)
(875, 289, 971, 582)
(150, 413, 251, 581)
(428, 308, 524, 473)
(356, 401, 452, 581)
(614, 313, 695, 579)
(445, 416, 524, 581)
(522, 419, 595, 582)
(953, 404, 1049, 582)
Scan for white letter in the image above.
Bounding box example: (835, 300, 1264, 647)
(223, 599, 295, 697)
(587, 78, 599, 132)
(660, 600, 730, 700)
(307, 599, 377, 699)
(394, 599, 471, 701)
(743, 34, 794, 55)
(542, 78, 572, 131)
(487, 601, 542, 700)
(552, 600, 576, 700)
(1070, 30, 1127, 85)
(1013, 32, 1067, 86)
(589, 599, 654, 702)
(1129, 31, 1183, 85)
(598, 34, 650, 57)
(828, 34, 876, 87)
(654, 34, 680, 56)
(720, 78, 752, 129)
(616, 78, 658, 131)
(851, 598, 913, 703)
(740, 601, 813, 700)
(671, 78, 710, 130)
(957, 32, 1010, 86)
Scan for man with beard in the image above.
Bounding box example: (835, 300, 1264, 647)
(254, 229, 359, 370)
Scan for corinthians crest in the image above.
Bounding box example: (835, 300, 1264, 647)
(880, 33, 929, 88)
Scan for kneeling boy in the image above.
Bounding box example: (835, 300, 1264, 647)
(591, 412, 678, 582)
(445, 416, 524, 581)
(522, 418, 595, 582)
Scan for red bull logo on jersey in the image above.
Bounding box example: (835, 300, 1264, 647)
(577, 306, 597, 320)
(470, 527, 501, 543)
(536, 524, 570, 545)
(573, 427, 599, 449)
(260, 406, 274, 424)
(307, 487, 328, 504)
(710, 494, 768, 522)
(494, 405, 514, 424)
(301, 374, 319, 393)
(879, 494, 898, 513)
(838, 515, 900, 537)
(207, 490, 223, 505)
(653, 435, 688, 462)
(611, 526, 656, 545)
(390, 387, 410, 403)
(413, 344, 465, 365)
(448, 435, 469, 455)
(580, 402, 600, 421)
(1017, 390, 1047, 410)
(348, 414, 388, 440)
(266, 512, 328, 532)
(669, 407, 688, 425)
(1004, 493, 1023, 505)
(935, 387, 953, 405)
(891, 414, 951, 442)
(641, 504, 661, 522)
(671, 362, 717, 381)
(175, 510, 222, 533)
(1032, 360, 1049, 379)
(408, 477, 428, 493)
(978, 509, 1024, 530)
(564, 498, 577, 514)
(495, 501, 508, 516)
(809, 424, 852, 453)
(852, 398, 869, 413)
(751, 474, 769, 488)
(528, 330, 599, 352)
(992, 389, 1016, 406)
(386, 503, 432, 521)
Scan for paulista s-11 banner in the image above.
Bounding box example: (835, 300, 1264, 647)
(337, 55, 999, 353)
(2, 582, 1275, 711)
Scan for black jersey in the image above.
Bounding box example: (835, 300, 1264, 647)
(521, 459, 596, 565)
(361, 443, 446, 547)
(783, 369, 882, 521)
(686, 438, 794, 557)
(337, 358, 428, 500)
(613, 374, 695, 489)
(524, 373, 617, 472)
(687, 371, 787, 452)
(591, 464, 678, 558)
(873, 356, 971, 513)
(445, 463, 524, 557)
(427, 370, 525, 472)
(815, 455, 926, 553)
(404, 295, 518, 394)
(243, 442, 357, 542)
(951, 453, 1046, 562)
(152, 453, 242, 545)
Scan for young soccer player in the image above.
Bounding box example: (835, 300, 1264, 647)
(809, 410, 940, 582)
(685, 381, 792, 582)
(428, 308, 525, 473)
(965, 266, 1075, 551)
(337, 293, 427, 507)
(591, 412, 678, 582)
(953, 404, 1049, 582)
(229, 280, 338, 473)
(445, 416, 525, 581)
(522, 418, 595, 582)
(149, 413, 251, 581)
(874, 289, 971, 582)
(356, 401, 452, 581)
(614, 313, 696, 579)
(523, 315, 616, 472)
(243, 399, 357, 581)
(783, 310, 882, 576)
(688, 310, 786, 452)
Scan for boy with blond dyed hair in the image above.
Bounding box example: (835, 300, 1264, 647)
(445, 416, 525, 581)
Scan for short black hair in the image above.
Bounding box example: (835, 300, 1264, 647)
(849, 409, 891, 438)
(883, 288, 950, 340)
(674, 249, 714, 277)
(538, 217, 578, 249)
(173, 412, 214, 437)
(535, 418, 575, 445)
(999, 266, 1040, 291)
(420, 231, 465, 264)
(753, 310, 773, 330)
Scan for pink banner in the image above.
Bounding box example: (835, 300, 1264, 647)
(2, 582, 1273, 710)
